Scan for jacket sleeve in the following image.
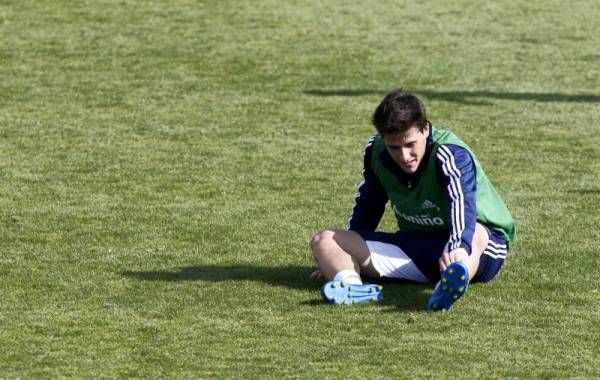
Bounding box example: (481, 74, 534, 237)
(435, 144, 477, 255)
(347, 137, 388, 231)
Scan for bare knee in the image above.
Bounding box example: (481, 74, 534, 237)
(473, 223, 490, 256)
(310, 229, 336, 259)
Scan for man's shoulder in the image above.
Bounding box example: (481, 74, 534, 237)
(434, 143, 474, 170)
(431, 127, 473, 161)
(431, 126, 465, 145)
(363, 134, 385, 157)
(367, 133, 383, 145)
(371, 133, 389, 147)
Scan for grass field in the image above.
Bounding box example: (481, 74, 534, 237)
(1, 0, 599, 378)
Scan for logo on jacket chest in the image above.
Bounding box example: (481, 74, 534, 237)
(392, 200, 444, 226)
(421, 199, 440, 211)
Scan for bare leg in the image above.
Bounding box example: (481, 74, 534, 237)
(310, 229, 380, 280)
(438, 223, 489, 280)
(428, 224, 491, 311)
(463, 223, 490, 280)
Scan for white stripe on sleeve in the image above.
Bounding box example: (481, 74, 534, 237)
(437, 145, 465, 251)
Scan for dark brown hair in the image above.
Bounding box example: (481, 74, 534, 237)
(371, 89, 428, 135)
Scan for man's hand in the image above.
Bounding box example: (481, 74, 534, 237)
(439, 248, 469, 272)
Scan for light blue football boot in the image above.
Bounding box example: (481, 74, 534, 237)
(321, 281, 383, 305)
(427, 262, 470, 312)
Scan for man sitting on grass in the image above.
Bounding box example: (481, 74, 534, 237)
(310, 89, 516, 311)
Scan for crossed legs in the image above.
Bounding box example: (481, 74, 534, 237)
(310, 223, 490, 282)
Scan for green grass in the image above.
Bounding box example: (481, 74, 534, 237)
(1, 0, 599, 377)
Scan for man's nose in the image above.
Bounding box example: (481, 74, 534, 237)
(401, 148, 412, 161)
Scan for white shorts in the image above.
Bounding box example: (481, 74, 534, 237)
(366, 240, 429, 283)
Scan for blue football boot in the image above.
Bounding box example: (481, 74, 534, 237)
(321, 281, 383, 305)
(427, 262, 470, 312)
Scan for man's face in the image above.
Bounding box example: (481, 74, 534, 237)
(383, 124, 430, 174)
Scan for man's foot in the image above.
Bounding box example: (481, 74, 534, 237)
(321, 281, 383, 305)
(427, 262, 469, 312)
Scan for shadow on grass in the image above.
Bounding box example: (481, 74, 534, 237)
(122, 265, 317, 290)
(304, 89, 600, 105)
(374, 282, 432, 312)
(123, 265, 434, 311)
(568, 188, 600, 195)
